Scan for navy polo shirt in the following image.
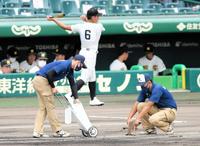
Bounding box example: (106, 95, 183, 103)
(137, 83, 177, 109)
(36, 60, 73, 81)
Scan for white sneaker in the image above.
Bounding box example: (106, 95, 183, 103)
(53, 129, 70, 137)
(89, 97, 104, 106)
(33, 132, 49, 138)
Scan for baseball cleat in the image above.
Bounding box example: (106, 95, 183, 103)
(89, 97, 104, 106)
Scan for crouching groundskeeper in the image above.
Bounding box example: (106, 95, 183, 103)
(127, 73, 177, 135)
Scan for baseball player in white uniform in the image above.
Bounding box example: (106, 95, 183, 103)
(7, 47, 20, 73)
(110, 46, 130, 71)
(47, 7, 105, 106)
(138, 44, 166, 76)
(0, 59, 12, 74)
(29, 51, 48, 73)
(110, 59, 127, 71)
(20, 47, 37, 72)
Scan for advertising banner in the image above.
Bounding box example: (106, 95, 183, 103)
(1, 16, 200, 38)
(0, 71, 152, 97)
(186, 68, 200, 92)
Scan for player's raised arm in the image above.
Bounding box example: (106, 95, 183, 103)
(47, 16, 72, 31)
(80, 15, 88, 22)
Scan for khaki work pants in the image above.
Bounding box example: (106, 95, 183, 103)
(32, 76, 61, 133)
(137, 102, 177, 132)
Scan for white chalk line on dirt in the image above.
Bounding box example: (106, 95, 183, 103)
(0, 123, 125, 130)
(0, 116, 186, 130)
(89, 115, 187, 123)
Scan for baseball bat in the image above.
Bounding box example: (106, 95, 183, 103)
(48, 13, 65, 18)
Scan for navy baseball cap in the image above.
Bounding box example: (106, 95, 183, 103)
(144, 44, 154, 52)
(1, 59, 11, 67)
(37, 52, 48, 60)
(137, 73, 152, 86)
(7, 47, 19, 57)
(28, 47, 36, 55)
(54, 48, 66, 55)
(74, 55, 87, 68)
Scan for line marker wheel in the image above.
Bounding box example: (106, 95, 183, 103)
(81, 129, 89, 137)
(81, 126, 98, 137)
(88, 126, 98, 137)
